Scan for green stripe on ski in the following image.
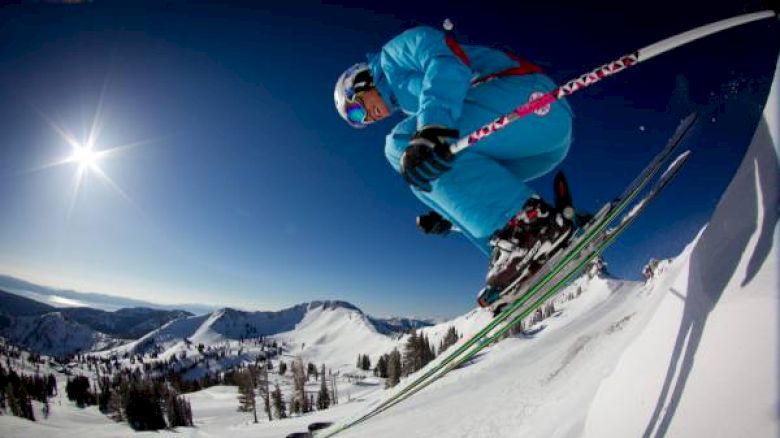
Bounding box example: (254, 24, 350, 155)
(318, 114, 696, 437)
(352, 150, 692, 424)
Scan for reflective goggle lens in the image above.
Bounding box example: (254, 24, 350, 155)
(345, 101, 367, 125)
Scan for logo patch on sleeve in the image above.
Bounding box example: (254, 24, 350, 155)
(529, 91, 551, 116)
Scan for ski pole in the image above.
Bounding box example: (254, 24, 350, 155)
(450, 9, 776, 155)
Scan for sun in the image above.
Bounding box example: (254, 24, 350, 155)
(69, 143, 102, 171)
(26, 85, 154, 216)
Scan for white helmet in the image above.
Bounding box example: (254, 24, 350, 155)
(334, 62, 374, 129)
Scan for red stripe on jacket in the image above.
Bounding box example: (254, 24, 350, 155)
(445, 35, 543, 86)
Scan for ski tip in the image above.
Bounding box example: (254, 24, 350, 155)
(682, 112, 699, 129)
(762, 2, 779, 17)
(660, 150, 692, 180)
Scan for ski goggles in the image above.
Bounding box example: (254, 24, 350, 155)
(344, 98, 369, 127)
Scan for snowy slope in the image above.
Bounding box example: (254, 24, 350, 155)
(583, 56, 780, 438)
(331, 268, 654, 438)
(272, 303, 399, 369)
(115, 312, 211, 356)
(416, 307, 494, 353)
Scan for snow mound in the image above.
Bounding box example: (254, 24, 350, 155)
(584, 54, 779, 438)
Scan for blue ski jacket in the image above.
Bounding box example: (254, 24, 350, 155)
(367, 26, 574, 254)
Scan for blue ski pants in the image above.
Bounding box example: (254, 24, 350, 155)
(385, 75, 573, 255)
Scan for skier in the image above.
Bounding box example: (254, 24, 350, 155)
(334, 25, 576, 303)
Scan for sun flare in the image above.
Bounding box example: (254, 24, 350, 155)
(69, 144, 101, 171)
(27, 82, 155, 217)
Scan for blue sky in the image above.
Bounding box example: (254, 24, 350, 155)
(0, 1, 776, 318)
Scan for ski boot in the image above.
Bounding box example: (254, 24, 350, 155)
(477, 192, 575, 312)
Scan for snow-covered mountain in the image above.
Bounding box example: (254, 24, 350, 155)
(109, 300, 432, 369)
(273, 302, 402, 369)
(0, 311, 121, 357)
(0, 289, 192, 356)
(0, 280, 434, 366)
(59, 306, 193, 339)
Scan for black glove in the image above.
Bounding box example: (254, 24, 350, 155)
(400, 126, 459, 192)
(416, 211, 453, 235)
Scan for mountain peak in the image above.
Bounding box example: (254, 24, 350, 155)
(306, 300, 362, 313)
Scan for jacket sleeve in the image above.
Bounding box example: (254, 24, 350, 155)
(379, 26, 472, 130)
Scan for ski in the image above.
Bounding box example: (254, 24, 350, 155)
(484, 150, 694, 348)
(322, 149, 692, 436)
(481, 112, 697, 313)
(317, 115, 697, 438)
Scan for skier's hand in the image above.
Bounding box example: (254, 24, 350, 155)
(416, 211, 452, 235)
(400, 126, 459, 192)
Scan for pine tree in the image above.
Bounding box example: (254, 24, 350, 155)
(236, 367, 258, 423)
(421, 334, 435, 367)
(6, 381, 35, 421)
(47, 374, 57, 396)
(385, 348, 402, 388)
(109, 388, 124, 422)
(124, 380, 166, 431)
(5, 383, 16, 415)
(330, 369, 338, 405)
(439, 326, 460, 354)
(278, 361, 287, 376)
(165, 390, 193, 427)
(289, 394, 301, 416)
(42, 396, 50, 419)
(361, 355, 371, 371)
(507, 319, 525, 337)
(66, 375, 95, 408)
(401, 330, 419, 376)
(401, 330, 435, 376)
(271, 384, 286, 419)
(257, 364, 272, 421)
(97, 376, 111, 413)
(375, 355, 388, 378)
(317, 364, 330, 410)
(291, 358, 308, 413)
(307, 362, 318, 381)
